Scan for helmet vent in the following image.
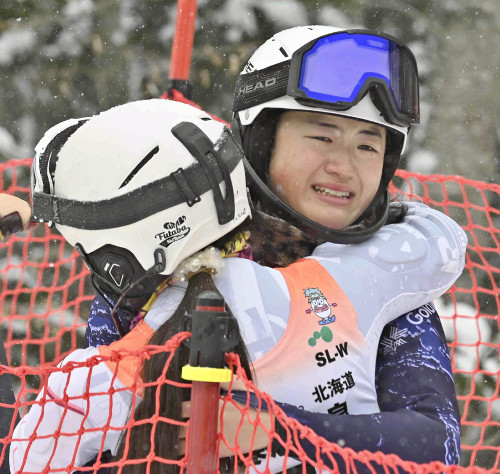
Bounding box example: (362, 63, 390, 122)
(119, 146, 159, 189)
(279, 47, 288, 58)
(39, 120, 87, 194)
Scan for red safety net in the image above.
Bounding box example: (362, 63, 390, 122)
(0, 158, 499, 473)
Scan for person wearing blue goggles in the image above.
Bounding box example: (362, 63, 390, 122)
(230, 25, 461, 470)
(232, 26, 420, 244)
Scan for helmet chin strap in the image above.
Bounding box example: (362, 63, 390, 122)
(353, 129, 403, 226)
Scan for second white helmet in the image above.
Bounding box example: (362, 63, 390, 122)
(32, 99, 250, 307)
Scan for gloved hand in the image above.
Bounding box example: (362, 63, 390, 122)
(0, 194, 37, 241)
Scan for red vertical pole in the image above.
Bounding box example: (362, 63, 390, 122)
(168, 0, 198, 97)
(182, 291, 237, 474)
(186, 382, 220, 473)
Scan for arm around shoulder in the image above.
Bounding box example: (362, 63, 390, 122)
(10, 346, 133, 472)
(402, 201, 467, 273)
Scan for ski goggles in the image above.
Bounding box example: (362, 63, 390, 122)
(233, 30, 419, 128)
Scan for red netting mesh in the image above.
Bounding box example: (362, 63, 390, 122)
(0, 159, 499, 473)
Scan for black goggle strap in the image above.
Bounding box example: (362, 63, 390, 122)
(32, 127, 242, 230)
(232, 60, 291, 113)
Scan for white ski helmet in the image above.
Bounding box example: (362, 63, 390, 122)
(31, 99, 250, 310)
(232, 25, 420, 243)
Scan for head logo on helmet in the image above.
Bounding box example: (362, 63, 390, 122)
(238, 76, 278, 97)
(231, 25, 420, 244)
(31, 99, 250, 312)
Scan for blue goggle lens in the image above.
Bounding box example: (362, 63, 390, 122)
(295, 32, 418, 123)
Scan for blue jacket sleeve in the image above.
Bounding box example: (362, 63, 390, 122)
(85, 294, 131, 347)
(270, 304, 461, 468)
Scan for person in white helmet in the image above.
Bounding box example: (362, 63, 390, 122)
(11, 99, 256, 473)
(228, 25, 463, 469)
(108, 25, 465, 470)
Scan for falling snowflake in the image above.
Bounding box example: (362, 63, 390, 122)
(380, 326, 408, 354)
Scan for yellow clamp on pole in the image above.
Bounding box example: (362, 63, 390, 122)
(182, 364, 232, 383)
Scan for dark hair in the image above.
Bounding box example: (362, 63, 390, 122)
(239, 109, 283, 185)
(386, 199, 408, 225)
(112, 272, 252, 473)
